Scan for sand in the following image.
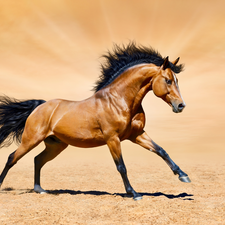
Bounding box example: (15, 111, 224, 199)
(0, 0, 225, 224)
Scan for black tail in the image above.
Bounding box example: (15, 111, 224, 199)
(0, 96, 46, 148)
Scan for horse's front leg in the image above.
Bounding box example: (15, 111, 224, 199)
(130, 131, 191, 183)
(107, 136, 142, 200)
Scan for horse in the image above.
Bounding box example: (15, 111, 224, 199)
(0, 43, 190, 200)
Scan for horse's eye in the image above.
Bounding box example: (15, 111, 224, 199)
(165, 79, 172, 85)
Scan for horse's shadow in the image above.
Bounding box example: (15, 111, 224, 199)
(140, 192, 194, 200)
(1, 188, 194, 200)
(47, 189, 194, 201)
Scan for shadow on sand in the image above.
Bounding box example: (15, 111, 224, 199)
(0, 187, 194, 200)
(47, 189, 194, 200)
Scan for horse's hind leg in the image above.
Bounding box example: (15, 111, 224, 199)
(34, 136, 68, 194)
(130, 131, 191, 183)
(0, 136, 44, 188)
(0, 151, 16, 188)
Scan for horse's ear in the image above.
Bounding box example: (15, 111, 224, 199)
(161, 56, 169, 70)
(172, 57, 180, 66)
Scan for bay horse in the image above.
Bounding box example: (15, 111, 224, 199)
(0, 43, 190, 200)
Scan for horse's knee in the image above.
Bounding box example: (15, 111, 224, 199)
(156, 147, 169, 158)
(117, 164, 127, 175)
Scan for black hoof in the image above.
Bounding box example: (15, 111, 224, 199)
(134, 196, 142, 201)
(133, 194, 143, 201)
(179, 176, 191, 183)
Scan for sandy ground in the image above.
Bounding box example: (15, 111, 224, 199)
(0, 148, 225, 225)
(0, 0, 225, 224)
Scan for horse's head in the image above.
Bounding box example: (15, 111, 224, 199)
(152, 57, 186, 113)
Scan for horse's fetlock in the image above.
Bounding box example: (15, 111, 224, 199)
(126, 187, 134, 194)
(173, 165, 180, 174)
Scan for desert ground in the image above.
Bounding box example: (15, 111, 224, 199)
(0, 0, 225, 224)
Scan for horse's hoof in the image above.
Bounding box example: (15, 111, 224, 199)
(34, 184, 48, 194)
(40, 191, 48, 194)
(179, 176, 191, 183)
(133, 195, 143, 201)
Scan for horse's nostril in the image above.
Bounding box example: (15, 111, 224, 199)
(178, 103, 185, 110)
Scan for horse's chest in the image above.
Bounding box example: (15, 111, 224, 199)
(130, 111, 146, 133)
(114, 112, 145, 139)
(110, 116, 130, 133)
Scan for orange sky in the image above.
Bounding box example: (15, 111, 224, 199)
(0, 0, 224, 162)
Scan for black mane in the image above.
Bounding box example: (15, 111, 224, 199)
(93, 42, 184, 92)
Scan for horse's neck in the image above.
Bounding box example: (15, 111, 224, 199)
(131, 81, 152, 113)
(109, 64, 158, 114)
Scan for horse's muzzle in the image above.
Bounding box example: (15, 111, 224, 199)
(172, 102, 186, 113)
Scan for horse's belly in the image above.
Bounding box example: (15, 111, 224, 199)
(52, 121, 105, 148)
(56, 133, 106, 148)
(54, 131, 105, 148)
